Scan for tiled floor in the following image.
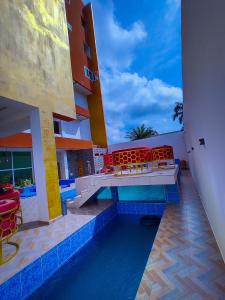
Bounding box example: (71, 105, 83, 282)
(136, 171, 225, 300)
(0, 200, 113, 284)
(2, 172, 225, 300)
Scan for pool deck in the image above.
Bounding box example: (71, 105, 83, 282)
(136, 171, 225, 300)
(0, 200, 113, 284)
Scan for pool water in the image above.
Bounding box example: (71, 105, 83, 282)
(97, 185, 165, 202)
(29, 214, 159, 300)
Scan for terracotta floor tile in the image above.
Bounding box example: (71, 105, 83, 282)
(136, 171, 225, 300)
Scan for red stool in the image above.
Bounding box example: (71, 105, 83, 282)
(0, 185, 22, 224)
(0, 199, 19, 265)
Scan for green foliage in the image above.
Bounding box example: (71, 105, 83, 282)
(126, 124, 158, 141)
(173, 102, 183, 124)
(0, 173, 12, 184)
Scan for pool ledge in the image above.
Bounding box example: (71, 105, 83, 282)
(0, 201, 114, 286)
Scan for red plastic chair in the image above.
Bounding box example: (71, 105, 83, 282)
(0, 185, 22, 224)
(0, 199, 19, 265)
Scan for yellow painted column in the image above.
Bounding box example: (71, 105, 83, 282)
(31, 108, 61, 221)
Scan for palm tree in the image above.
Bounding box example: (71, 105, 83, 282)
(126, 124, 158, 141)
(173, 102, 183, 124)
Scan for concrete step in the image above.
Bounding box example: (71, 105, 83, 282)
(67, 195, 82, 208)
(76, 186, 100, 208)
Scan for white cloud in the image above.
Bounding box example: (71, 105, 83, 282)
(92, 0, 147, 71)
(90, 0, 183, 144)
(101, 70, 182, 144)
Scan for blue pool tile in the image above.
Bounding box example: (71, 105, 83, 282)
(88, 219, 96, 237)
(144, 203, 151, 214)
(41, 247, 58, 280)
(167, 193, 180, 203)
(70, 231, 80, 253)
(81, 224, 92, 242)
(70, 229, 87, 253)
(21, 258, 43, 299)
(57, 238, 71, 266)
(117, 202, 165, 216)
(79, 229, 89, 248)
(0, 273, 22, 300)
(0, 204, 119, 300)
(165, 184, 179, 193)
(155, 204, 165, 215)
(94, 215, 104, 232)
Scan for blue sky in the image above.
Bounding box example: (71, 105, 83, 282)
(85, 0, 182, 144)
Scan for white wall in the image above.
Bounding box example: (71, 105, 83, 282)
(60, 90, 91, 141)
(61, 119, 91, 141)
(109, 131, 187, 161)
(182, 0, 225, 261)
(57, 150, 69, 179)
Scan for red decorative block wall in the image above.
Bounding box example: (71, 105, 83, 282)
(112, 147, 152, 166)
(152, 145, 174, 161)
(103, 154, 113, 166)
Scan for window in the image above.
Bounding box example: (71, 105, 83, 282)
(14, 169, 33, 186)
(0, 151, 12, 170)
(0, 170, 13, 184)
(84, 43, 91, 58)
(0, 151, 33, 186)
(54, 120, 61, 135)
(13, 152, 32, 169)
(67, 22, 72, 31)
(84, 66, 98, 82)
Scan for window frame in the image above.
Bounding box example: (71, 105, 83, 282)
(54, 120, 62, 136)
(0, 151, 34, 186)
(84, 66, 98, 82)
(84, 42, 92, 59)
(67, 22, 72, 32)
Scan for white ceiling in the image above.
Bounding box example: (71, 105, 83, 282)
(0, 96, 35, 137)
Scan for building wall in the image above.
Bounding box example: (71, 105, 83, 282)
(109, 131, 188, 161)
(85, 4, 108, 147)
(0, 0, 74, 118)
(182, 0, 225, 261)
(93, 147, 107, 173)
(61, 119, 92, 140)
(67, 149, 95, 178)
(65, 0, 92, 91)
(65, 0, 107, 147)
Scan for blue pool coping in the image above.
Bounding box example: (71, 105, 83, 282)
(20, 179, 75, 198)
(0, 201, 166, 300)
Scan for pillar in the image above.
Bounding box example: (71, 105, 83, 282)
(30, 108, 61, 221)
(110, 186, 119, 202)
(61, 151, 69, 179)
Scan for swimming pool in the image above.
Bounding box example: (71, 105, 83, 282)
(97, 185, 166, 202)
(29, 214, 159, 300)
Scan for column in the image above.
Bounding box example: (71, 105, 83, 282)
(61, 151, 69, 179)
(110, 186, 119, 202)
(30, 108, 61, 221)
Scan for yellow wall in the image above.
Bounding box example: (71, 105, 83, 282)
(0, 0, 74, 118)
(39, 109, 61, 220)
(0, 0, 75, 220)
(85, 4, 108, 147)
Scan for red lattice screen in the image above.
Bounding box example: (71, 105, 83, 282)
(152, 145, 174, 161)
(112, 147, 152, 166)
(103, 154, 113, 166)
